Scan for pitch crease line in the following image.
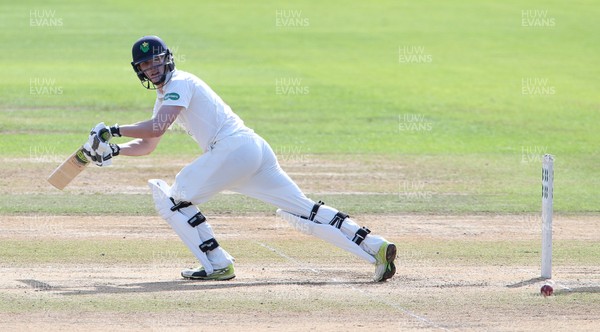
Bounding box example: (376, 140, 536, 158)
(255, 241, 447, 330)
(255, 241, 319, 273)
(332, 278, 449, 331)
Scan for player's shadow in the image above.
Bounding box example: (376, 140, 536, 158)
(506, 277, 547, 288)
(553, 287, 600, 295)
(505, 278, 600, 295)
(48, 279, 374, 296)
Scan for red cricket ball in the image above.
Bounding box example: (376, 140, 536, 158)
(540, 284, 553, 297)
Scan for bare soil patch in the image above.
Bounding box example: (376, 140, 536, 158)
(1, 214, 599, 331)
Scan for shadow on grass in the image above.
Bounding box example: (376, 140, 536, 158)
(555, 287, 600, 295)
(19, 279, 373, 296)
(505, 278, 600, 295)
(506, 277, 548, 288)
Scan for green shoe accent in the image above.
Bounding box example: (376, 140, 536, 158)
(181, 263, 236, 281)
(373, 242, 396, 282)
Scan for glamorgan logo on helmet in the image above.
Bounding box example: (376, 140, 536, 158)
(131, 36, 175, 90)
(140, 42, 150, 53)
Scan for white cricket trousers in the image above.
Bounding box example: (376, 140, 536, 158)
(170, 132, 385, 265)
(171, 132, 312, 215)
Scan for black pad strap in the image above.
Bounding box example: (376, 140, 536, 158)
(187, 212, 206, 227)
(352, 227, 371, 245)
(329, 212, 349, 229)
(170, 199, 193, 212)
(199, 238, 219, 252)
(308, 201, 325, 221)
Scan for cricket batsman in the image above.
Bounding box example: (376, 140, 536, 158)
(84, 36, 396, 282)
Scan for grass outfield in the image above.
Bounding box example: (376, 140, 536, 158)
(1, 1, 598, 213)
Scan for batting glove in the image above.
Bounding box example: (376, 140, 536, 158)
(89, 122, 121, 149)
(92, 143, 120, 167)
(83, 140, 119, 167)
(81, 142, 97, 163)
(88, 122, 110, 155)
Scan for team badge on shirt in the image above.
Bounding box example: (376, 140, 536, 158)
(164, 92, 180, 100)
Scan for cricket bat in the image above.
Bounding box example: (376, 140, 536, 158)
(47, 146, 90, 190)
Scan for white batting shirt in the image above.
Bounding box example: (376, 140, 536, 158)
(152, 69, 252, 151)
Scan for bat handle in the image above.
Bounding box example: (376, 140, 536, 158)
(74, 146, 90, 166)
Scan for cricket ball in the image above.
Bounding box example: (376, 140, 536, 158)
(540, 284, 553, 297)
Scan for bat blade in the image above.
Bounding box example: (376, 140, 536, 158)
(47, 147, 89, 190)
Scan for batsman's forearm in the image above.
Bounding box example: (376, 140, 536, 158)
(118, 138, 160, 156)
(119, 119, 167, 138)
(117, 106, 181, 139)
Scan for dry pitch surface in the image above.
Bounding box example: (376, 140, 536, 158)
(1, 156, 599, 331)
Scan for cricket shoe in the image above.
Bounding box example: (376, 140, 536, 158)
(373, 242, 396, 282)
(181, 264, 235, 281)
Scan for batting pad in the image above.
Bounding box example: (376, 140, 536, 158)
(177, 205, 235, 267)
(148, 179, 214, 275)
(276, 209, 376, 264)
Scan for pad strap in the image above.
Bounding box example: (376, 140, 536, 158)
(199, 238, 219, 252)
(308, 201, 325, 221)
(329, 212, 349, 229)
(352, 227, 371, 245)
(170, 199, 193, 211)
(187, 212, 206, 227)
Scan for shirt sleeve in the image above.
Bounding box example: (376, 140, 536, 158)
(151, 98, 161, 118)
(161, 78, 192, 109)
